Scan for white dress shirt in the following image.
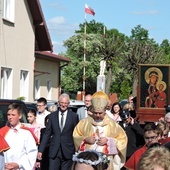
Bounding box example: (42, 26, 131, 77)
(36, 110, 50, 127)
(0, 152, 4, 170)
(59, 110, 68, 130)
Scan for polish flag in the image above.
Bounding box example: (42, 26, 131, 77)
(85, 4, 95, 16)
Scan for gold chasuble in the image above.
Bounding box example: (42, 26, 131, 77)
(73, 114, 127, 170)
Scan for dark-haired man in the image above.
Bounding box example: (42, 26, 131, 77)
(124, 123, 161, 170)
(119, 110, 144, 161)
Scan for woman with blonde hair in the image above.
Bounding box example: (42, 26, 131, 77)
(137, 146, 170, 170)
(156, 121, 169, 143)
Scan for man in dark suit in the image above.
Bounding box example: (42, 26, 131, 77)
(37, 93, 79, 170)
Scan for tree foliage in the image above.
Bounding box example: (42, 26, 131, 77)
(160, 39, 170, 62)
(95, 29, 127, 95)
(62, 33, 101, 95)
(121, 25, 167, 96)
(61, 22, 170, 100)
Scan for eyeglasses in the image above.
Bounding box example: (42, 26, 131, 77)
(93, 112, 104, 115)
(85, 100, 91, 102)
(144, 136, 158, 140)
(162, 134, 168, 137)
(59, 102, 69, 105)
(36, 104, 45, 107)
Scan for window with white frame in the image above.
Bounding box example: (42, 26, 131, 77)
(47, 80, 52, 100)
(20, 70, 29, 101)
(2, 0, 15, 23)
(35, 79, 40, 100)
(1, 67, 12, 99)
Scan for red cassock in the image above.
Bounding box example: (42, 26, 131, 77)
(0, 135, 9, 152)
(0, 125, 39, 145)
(124, 145, 147, 170)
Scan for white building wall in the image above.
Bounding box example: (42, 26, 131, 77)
(35, 58, 60, 101)
(0, 0, 35, 101)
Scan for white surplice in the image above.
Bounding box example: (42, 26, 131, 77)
(4, 123, 37, 170)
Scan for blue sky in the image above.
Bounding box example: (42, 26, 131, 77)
(40, 0, 170, 54)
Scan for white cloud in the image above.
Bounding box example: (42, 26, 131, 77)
(48, 16, 66, 24)
(47, 16, 79, 37)
(40, 1, 67, 11)
(132, 10, 158, 15)
(48, 3, 67, 11)
(47, 16, 79, 53)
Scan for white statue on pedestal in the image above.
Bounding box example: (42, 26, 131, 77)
(97, 60, 106, 92)
(100, 60, 106, 75)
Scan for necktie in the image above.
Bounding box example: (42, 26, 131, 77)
(60, 113, 64, 131)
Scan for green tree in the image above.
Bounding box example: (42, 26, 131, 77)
(62, 33, 101, 95)
(122, 25, 166, 96)
(160, 39, 170, 62)
(61, 22, 168, 100)
(95, 28, 127, 95)
(62, 20, 127, 97)
(76, 19, 105, 34)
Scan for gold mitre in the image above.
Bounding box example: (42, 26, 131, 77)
(91, 91, 109, 112)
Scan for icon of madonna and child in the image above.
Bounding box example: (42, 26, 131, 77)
(140, 67, 167, 108)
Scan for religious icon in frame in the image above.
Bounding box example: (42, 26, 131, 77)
(139, 64, 169, 109)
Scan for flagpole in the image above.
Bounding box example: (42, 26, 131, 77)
(83, 10, 87, 99)
(82, 3, 95, 100)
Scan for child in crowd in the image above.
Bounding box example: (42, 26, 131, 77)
(72, 150, 110, 170)
(27, 109, 44, 143)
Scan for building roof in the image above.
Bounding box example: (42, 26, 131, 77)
(28, 0, 70, 63)
(27, 0, 53, 52)
(34, 51, 70, 76)
(35, 51, 70, 63)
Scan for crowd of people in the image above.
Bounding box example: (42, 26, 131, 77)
(0, 92, 170, 170)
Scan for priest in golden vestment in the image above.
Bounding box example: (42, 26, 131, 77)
(73, 91, 127, 170)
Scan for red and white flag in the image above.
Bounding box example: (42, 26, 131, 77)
(85, 4, 95, 16)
